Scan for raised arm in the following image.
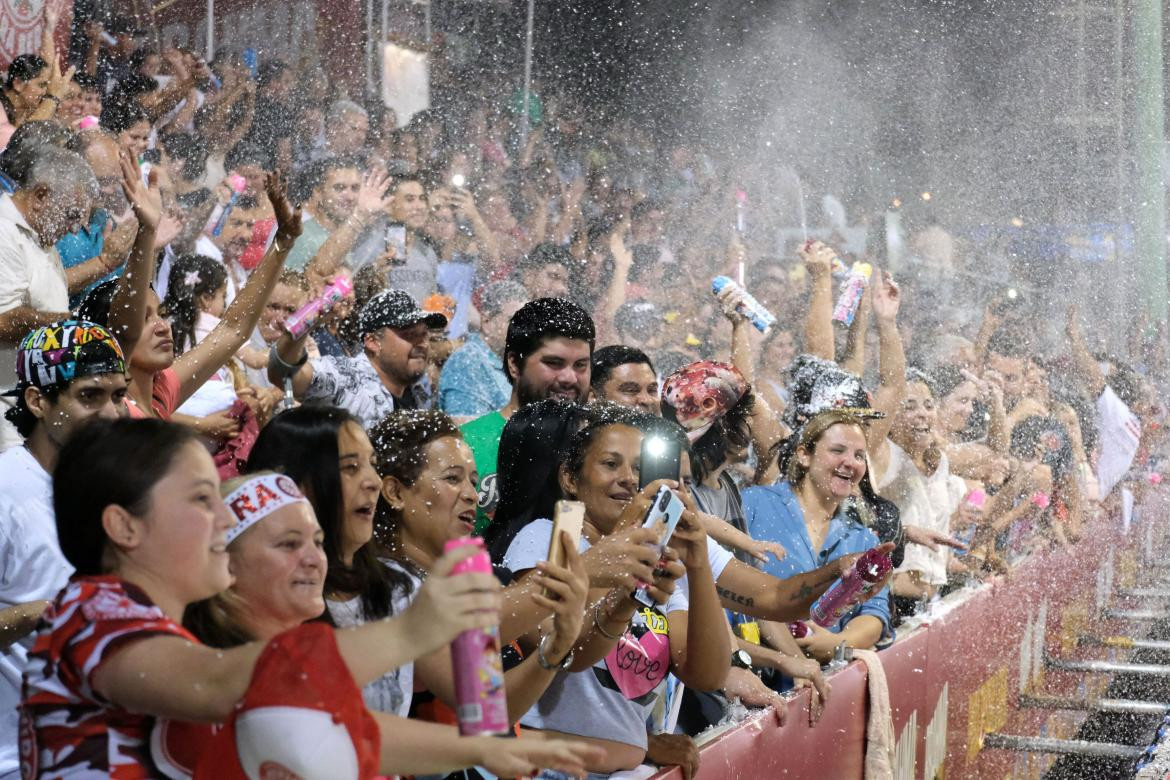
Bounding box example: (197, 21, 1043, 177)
(838, 280, 872, 376)
(800, 240, 837, 361)
(595, 220, 633, 345)
(175, 174, 301, 404)
(1066, 304, 1106, 397)
(94, 545, 500, 723)
(867, 269, 905, 465)
(105, 154, 162, 356)
(305, 169, 392, 283)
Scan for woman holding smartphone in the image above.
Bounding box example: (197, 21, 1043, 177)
(502, 404, 731, 776)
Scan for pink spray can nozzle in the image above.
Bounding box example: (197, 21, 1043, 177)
(283, 276, 355, 339)
(228, 174, 247, 193)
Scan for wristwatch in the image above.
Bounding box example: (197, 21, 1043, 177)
(730, 648, 753, 671)
(536, 633, 574, 671)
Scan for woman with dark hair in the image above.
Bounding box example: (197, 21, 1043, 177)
(22, 417, 573, 777)
(251, 406, 588, 725)
(99, 98, 151, 161)
(163, 470, 600, 779)
(500, 404, 730, 776)
(1002, 414, 1086, 547)
(931, 363, 1012, 486)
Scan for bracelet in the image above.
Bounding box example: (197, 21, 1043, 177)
(592, 601, 625, 641)
(271, 233, 295, 253)
(536, 632, 574, 671)
(268, 345, 307, 381)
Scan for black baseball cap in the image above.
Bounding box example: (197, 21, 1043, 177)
(358, 290, 446, 336)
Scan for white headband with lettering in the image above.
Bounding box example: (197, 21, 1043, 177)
(224, 473, 310, 545)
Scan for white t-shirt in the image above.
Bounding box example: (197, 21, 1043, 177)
(0, 447, 72, 777)
(878, 440, 964, 586)
(1096, 385, 1141, 498)
(0, 195, 69, 451)
(326, 561, 417, 718)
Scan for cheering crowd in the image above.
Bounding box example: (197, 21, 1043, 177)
(0, 7, 1161, 779)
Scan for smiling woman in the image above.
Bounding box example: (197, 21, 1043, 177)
(742, 410, 892, 662)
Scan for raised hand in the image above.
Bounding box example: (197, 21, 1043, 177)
(119, 153, 161, 230)
(265, 172, 302, 242)
(356, 169, 394, 218)
(799, 239, 836, 278)
(871, 268, 901, 322)
(530, 532, 589, 662)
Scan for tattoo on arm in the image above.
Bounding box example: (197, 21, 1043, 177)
(717, 585, 755, 608)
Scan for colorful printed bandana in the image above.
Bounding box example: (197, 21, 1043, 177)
(10, 320, 125, 392)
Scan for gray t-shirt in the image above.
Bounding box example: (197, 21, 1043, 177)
(349, 219, 438, 304)
(504, 519, 689, 750)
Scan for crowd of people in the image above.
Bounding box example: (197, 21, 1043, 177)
(0, 7, 1161, 779)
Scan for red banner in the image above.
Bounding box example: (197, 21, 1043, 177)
(653, 517, 1139, 779)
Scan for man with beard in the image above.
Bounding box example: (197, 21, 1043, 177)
(461, 296, 595, 532)
(270, 289, 445, 429)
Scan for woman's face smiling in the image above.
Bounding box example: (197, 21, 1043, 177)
(800, 422, 868, 502)
(564, 424, 642, 535)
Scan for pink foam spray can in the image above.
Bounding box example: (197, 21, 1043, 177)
(444, 537, 509, 736)
(809, 548, 893, 628)
(284, 276, 355, 339)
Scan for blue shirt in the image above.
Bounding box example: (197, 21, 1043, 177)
(742, 480, 891, 637)
(57, 209, 114, 306)
(438, 332, 511, 417)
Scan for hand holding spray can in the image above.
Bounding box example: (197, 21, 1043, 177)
(809, 548, 893, 628)
(712, 276, 777, 334)
(831, 262, 873, 327)
(444, 538, 509, 736)
(284, 276, 355, 339)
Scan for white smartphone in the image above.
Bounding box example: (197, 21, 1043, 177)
(631, 487, 685, 607)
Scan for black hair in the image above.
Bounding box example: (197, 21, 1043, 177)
(486, 400, 597, 562)
(1009, 415, 1075, 480)
(630, 198, 664, 221)
(248, 406, 400, 621)
(4, 385, 60, 438)
(502, 297, 596, 384)
(930, 364, 969, 400)
(301, 154, 363, 198)
(112, 73, 158, 99)
(664, 390, 755, 486)
(160, 254, 228, 354)
(54, 418, 197, 576)
(99, 99, 150, 135)
(5, 55, 47, 90)
(160, 131, 209, 182)
(367, 409, 463, 578)
(77, 279, 118, 328)
(257, 60, 290, 89)
(590, 345, 655, 394)
(515, 242, 572, 276)
(225, 140, 273, 173)
(72, 72, 101, 93)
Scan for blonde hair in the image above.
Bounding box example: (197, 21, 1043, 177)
(786, 410, 868, 485)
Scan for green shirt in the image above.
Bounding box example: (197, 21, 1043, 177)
(282, 215, 330, 271)
(460, 410, 507, 535)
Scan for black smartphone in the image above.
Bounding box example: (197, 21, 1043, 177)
(639, 434, 681, 489)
